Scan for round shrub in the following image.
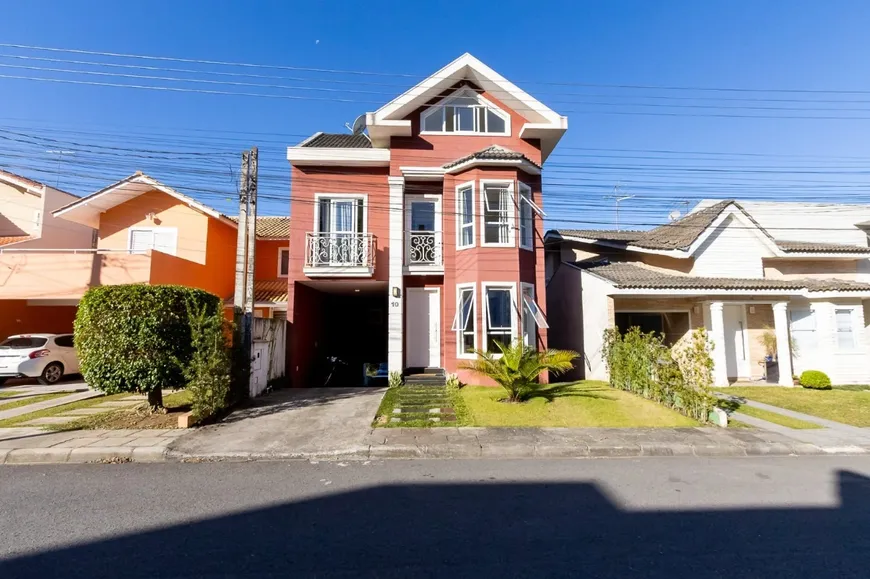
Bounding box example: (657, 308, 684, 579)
(75, 284, 221, 407)
(800, 370, 832, 390)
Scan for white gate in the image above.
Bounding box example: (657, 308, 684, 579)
(250, 317, 287, 397)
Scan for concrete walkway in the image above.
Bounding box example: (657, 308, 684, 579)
(0, 427, 182, 464)
(0, 390, 102, 421)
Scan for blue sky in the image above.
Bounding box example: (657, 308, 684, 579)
(4, 1, 870, 229)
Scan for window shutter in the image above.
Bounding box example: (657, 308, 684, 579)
(129, 230, 152, 252)
(153, 230, 177, 255)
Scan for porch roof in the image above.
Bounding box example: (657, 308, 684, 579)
(584, 262, 870, 293)
(224, 279, 288, 307)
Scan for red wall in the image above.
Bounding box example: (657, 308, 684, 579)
(0, 301, 78, 341)
(255, 239, 288, 280)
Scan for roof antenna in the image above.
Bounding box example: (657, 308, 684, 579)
(604, 182, 634, 231)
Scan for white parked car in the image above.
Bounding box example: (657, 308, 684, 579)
(0, 334, 80, 385)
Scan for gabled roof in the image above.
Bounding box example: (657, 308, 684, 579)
(298, 132, 372, 149)
(584, 261, 870, 293)
(549, 199, 870, 257)
(52, 172, 235, 230)
(227, 216, 290, 240)
(365, 53, 567, 161)
(0, 168, 47, 194)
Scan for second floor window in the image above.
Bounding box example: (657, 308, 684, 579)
(482, 184, 513, 246)
(457, 183, 474, 249)
(129, 227, 177, 255)
(278, 247, 290, 276)
(317, 197, 364, 235)
(519, 183, 533, 250)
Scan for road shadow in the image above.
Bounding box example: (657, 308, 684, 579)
(220, 386, 385, 423)
(1, 470, 869, 578)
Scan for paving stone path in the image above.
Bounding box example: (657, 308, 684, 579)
(390, 386, 457, 425)
(18, 393, 154, 427)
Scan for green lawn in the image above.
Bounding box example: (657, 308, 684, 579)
(734, 404, 821, 430)
(0, 390, 23, 399)
(0, 393, 129, 428)
(727, 387, 870, 427)
(0, 392, 70, 413)
(460, 381, 699, 428)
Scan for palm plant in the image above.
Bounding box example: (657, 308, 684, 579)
(461, 340, 579, 402)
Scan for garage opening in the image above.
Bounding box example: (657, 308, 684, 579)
(615, 311, 690, 347)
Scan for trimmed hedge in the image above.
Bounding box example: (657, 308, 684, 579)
(75, 284, 222, 406)
(800, 370, 832, 390)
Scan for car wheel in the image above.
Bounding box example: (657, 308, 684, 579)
(37, 362, 64, 385)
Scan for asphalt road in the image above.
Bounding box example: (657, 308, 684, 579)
(2, 456, 870, 578)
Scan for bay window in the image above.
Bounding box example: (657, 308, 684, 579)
(456, 182, 475, 249)
(484, 284, 515, 352)
(482, 182, 513, 246)
(452, 284, 476, 357)
(519, 183, 533, 250)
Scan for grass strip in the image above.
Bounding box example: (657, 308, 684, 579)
(0, 393, 128, 428)
(0, 392, 69, 413)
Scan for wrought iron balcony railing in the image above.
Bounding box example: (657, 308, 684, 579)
(304, 232, 375, 269)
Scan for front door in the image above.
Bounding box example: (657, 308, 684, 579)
(406, 288, 440, 368)
(723, 304, 750, 380)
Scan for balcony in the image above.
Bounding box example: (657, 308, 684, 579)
(303, 232, 376, 277)
(404, 231, 444, 274)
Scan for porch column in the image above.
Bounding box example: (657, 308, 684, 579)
(772, 302, 794, 386)
(708, 301, 729, 387)
(387, 176, 405, 375)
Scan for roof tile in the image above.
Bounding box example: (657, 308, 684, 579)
(299, 133, 372, 148)
(443, 145, 541, 170)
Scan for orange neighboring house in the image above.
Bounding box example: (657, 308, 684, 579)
(0, 171, 289, 343)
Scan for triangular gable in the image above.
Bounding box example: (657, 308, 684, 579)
(366, 53, 567, 161)
(52, 172, 235, 230)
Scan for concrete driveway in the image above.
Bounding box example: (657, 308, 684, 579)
(169, 387, 386, 460)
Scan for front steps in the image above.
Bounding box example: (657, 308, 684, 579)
(390, 385, 456, 424)
(403, 367, 447, 387)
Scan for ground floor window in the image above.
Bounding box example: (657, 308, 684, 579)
(520, 283, 548, 349)
(484, 284, 515, 352)
(614, 311, 690, 346)
(452, 284, 476, 357)
(835, 308, 856, 350)
(789, 308, 817, 356)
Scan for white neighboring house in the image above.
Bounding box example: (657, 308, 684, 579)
(0, 169, 95, 250)
(546, 200, 870, 386)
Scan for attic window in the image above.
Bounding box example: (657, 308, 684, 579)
(420, 88, 509, 135)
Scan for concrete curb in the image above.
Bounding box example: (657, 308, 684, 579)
(164, 441, 869, 462)
(0, 446, 168, 465)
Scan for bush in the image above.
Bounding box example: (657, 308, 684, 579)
(75, 284, 222, 409)
(800, 370, 832, 390)
(602, 327, 715, 423)
(184, 303, 232, 420)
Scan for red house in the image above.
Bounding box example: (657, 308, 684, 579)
(285, 53, 566, 386)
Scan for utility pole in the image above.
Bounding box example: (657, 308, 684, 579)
(45, 150, 75, 188)
(604, 183, 635, 231)
(233, 150, 251, 395)
(244, 147, 258, 354)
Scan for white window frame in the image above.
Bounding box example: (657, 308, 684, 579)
(455, 180, 475, 250)
(452, 282, 477, 359)
(127, 226, 178, 256)
(789, 308, 817, 358)
(480, 180, 515, 248)
(518, 182, 534, 251)
(419, 87, 511, 136)
(277, 247, 290, 277)
(520, 282, 549, 350)
(313, 193, 368, 234)
(834, 306, 859, 351)
(482, 281, 518, 355)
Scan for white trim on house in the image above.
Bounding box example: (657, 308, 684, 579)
(399, 166, 446, 180)
(404, 193, 443, 275)
(277, 247, 289, 277)
(481, 281, 518, 355)
(285, 147, 390, 167)
(454, 282, 478, 360)
(479, 179, 515, 248)
(456, 180, 475, 251)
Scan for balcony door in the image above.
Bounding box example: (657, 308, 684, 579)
(405, 195, 441, 266)
(317, 197, 364, 266)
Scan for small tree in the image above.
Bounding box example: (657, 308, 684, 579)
(184, 303, 232, 419)
(461, 340, 578, 402)
(75, 284, 222, 410)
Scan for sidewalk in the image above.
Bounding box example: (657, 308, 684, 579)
(0, 427, 183, 464)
